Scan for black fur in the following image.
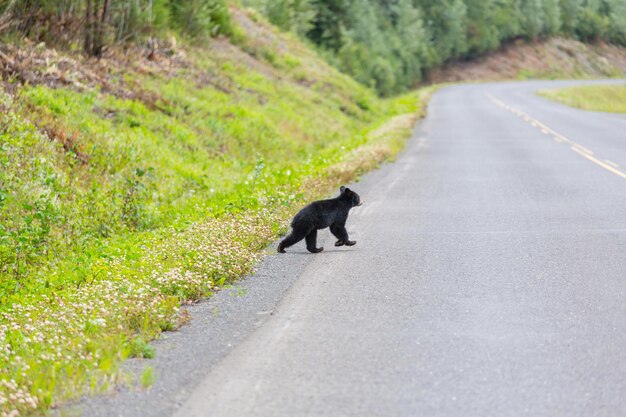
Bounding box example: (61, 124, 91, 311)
(278, 186, 363, 253)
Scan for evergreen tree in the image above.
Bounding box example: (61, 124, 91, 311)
(560, 0, 583, 35)
(306, 0, 347, 51)
(266, 0, 315, 36)
(391, 0, 429, 86)
(576, 0, 610, 40)
(543, 0, 562, 35)
(520, 0, 544, 39)
(493, 0, 523, 40)
(414, 0, 468, 65)
(465, 0, 499, 55)
(606, 0, 626, 45)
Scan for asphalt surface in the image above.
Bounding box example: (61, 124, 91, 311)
(78, 80, 626, 417)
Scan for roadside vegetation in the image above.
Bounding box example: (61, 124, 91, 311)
(538, 84, 626, 113)
(2, 0, 625, 95)
(0, 3, 434, 415)
(0, 0, 233, 55)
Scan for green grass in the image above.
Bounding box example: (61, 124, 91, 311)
(139, 366, 156, 389)
(0, 9, 435, 415)
(517, 66, 571, 80)
(538, 85, 626, 114)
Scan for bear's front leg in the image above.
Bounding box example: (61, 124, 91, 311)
(330, 224, 356, 247)
(305, 229, 323, 253)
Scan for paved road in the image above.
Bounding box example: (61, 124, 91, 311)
(79, 80, 626, 417)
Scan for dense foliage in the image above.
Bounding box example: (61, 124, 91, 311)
(246, 0, 626, 94)
(0, 0, 232, 55)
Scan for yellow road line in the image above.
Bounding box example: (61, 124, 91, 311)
(572, 144, 594, 155)
(571, 147, 626, 180)
(553, 134, 571, 144)
(486, 92, 626, 182)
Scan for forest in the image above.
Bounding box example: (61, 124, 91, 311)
(1, 0, 625, 94)
(252, 0, 626, 93)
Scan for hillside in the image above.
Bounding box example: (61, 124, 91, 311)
(0, 6, 431, 416)
(2, 0, 625, 95)
(244, 0, 626, 94)
(427, 37, 626, 83)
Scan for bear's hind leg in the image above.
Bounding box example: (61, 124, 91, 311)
(305, 229, 323, 253)
(278, 228, 308, 253)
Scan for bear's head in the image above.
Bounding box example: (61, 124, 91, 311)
(340, 186, 363, 207)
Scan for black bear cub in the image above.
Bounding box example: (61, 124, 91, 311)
(278, 186, 363, 253)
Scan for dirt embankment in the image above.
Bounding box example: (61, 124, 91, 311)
(427, 38, 626, 84)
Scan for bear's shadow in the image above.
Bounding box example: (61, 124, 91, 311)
(277, 245, 359, 255)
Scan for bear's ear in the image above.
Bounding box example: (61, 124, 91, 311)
(340, 186, 346, 193)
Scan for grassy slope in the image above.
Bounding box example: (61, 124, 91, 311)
(538, 84, 626, 114)
(0, 6, 433, 416)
